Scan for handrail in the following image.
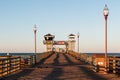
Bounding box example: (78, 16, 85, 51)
(109, 56, 120, 73)
(92, 64, 108, 72)
(20, 52, 52, 68)
(0, 56, 21, 78)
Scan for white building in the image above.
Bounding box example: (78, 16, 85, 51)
(68, 34, 76, 51)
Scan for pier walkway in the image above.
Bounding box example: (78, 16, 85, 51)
(4, 52, 120, 80)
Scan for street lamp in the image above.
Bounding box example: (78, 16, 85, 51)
(33, 24, 37, 54)
(77, 32, 80, 53)
(103, 4, 109, 73)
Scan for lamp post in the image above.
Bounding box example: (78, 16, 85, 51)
(103, 4, 109, 73)
(77, 32, 80, 53)
(33, 24, 37, 54)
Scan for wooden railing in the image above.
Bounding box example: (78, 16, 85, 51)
(68, 51, 120, 74)
(68, 51, 81, 59)
(0, 56, 21, 78)
(109, 56, 120, 73)
(68, 51, 92, 64)
(21, 55, 36, 68)
(20, 52, 52, 68)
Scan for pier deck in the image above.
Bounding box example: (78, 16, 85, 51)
(4, 53, 120, 80)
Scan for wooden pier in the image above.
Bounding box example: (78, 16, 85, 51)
(2, 52, 120, 80)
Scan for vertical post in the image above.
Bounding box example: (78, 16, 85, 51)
(113, 56, 116, 73)
(34, 27, 36, 54)
(105, 15, 108, 73)
(77, 32, 80, 53)
(47, 44, 48, 52)
(19, 56, 21, 70)
(71, 41, 72, 51)
(103, 4, 109, 74)
(33, 24, 37, 54)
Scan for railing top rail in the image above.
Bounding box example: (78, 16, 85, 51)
(0, 56, 21, 61)
(109, 58, 120, 60)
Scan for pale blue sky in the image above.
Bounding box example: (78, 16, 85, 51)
(0, 0, 120, 53)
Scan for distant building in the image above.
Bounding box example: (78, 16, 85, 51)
(43, 33, 55, 52)
(68, 34, 76, 51)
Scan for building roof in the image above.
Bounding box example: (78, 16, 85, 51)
(69, 34, 75, 36)
(44, 33, 55, 40)
(44, 33, 52, 36)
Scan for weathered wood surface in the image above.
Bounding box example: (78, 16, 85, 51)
(4, 53, 120, 80)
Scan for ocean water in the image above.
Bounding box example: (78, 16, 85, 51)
(0, 53, 120, 57)
(0, 53, 7, 56)
(86, 53, 120, 56)
(0, 53, 36, 58)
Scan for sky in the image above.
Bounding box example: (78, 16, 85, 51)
(0, 0, 120, 53)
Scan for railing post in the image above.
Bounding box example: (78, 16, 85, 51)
(19, 57, 21, 70)
(7, 57, 9, 75)
(34, 55, 36, 64)
(7, 56, 11, 74)
(113, 56, 116, 73)
(1, 60, 3, 77)
(28, 56, 31, 66)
